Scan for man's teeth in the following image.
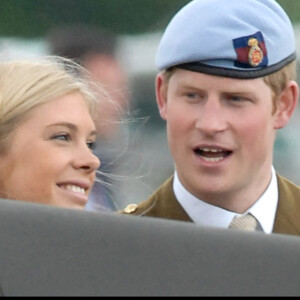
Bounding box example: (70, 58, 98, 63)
(198, 147, 227, 162)
(64, 184, 86, 194)
(201, 148, 223, 152)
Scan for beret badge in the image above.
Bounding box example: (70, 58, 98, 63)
(248, 38, 263, 67)
(233, 31, 268, 68)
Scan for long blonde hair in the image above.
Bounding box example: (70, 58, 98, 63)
(0, 56, 107, 153)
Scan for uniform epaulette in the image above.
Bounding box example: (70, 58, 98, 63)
(123, 203, 138, 214)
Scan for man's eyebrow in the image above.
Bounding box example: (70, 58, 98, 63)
(46, 122, 97, 136)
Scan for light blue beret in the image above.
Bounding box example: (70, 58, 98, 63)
(156, 0, 296, 78)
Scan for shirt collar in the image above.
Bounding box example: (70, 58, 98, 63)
(173, 166, 278, 233)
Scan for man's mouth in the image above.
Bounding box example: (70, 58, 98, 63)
(194, 147, 232, 162)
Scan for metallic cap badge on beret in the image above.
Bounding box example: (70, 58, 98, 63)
(156, 0, 296, 79)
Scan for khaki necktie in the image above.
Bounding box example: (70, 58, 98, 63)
(229, 213, 258, 231)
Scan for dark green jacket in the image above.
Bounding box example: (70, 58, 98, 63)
(121, 174, 300, 236)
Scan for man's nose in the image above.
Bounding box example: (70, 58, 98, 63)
(195, 97, 228, 134)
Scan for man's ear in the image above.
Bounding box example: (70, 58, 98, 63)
(274, 80, 299, 129)
(155, 73, 168, 121)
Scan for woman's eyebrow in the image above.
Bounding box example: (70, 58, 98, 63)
(46, 122, 97, 136)
(46, 122, 77, 130)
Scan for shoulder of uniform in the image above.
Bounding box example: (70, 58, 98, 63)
(119, 197, 157, 216)
(122, 203, 139, 214)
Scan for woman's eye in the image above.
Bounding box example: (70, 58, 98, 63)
(52, 133, 70, 141)
(87, 140, 96, 150)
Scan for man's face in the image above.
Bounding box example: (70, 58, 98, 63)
(156, 69, 283, 208)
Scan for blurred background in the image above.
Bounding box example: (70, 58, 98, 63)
(0, 0, 299, 210)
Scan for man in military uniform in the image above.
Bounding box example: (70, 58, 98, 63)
(121, 0, 300, 235)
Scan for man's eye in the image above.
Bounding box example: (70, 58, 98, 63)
(185, 92, 198, 98)
(184, 92, 204, 103)
(228, 95, 244, 102)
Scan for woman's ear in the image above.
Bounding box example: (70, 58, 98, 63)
(274, 80, 299, 129)
(155, 73, 168, 121)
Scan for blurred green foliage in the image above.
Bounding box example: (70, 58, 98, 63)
(277, 0, 300, 24)
(0, 0, 190, 37)
(0, 0, 298, 38)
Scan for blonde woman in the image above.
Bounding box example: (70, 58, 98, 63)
(0, 56, 105, 209)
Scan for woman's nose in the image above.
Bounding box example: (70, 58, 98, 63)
(74, 146, 101, 172)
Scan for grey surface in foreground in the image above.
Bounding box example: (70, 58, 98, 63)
(0, 198, 299, 296)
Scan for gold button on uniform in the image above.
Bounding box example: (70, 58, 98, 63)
(124, 204, 138, 214)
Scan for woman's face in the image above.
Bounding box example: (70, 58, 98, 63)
(0, 92, 100, 209)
